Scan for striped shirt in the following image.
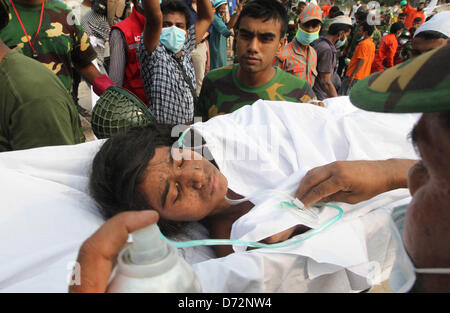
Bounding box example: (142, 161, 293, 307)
(273, 39, 318, 88)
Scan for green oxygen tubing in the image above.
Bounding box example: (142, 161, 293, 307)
(160, 200, 344, 249)
(160, 128, 345, 249)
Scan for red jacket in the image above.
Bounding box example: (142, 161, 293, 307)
(371, 33, 398, 73)
(110, 10, 148, 105)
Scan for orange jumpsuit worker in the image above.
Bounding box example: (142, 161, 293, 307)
(371, 22, 404, 73)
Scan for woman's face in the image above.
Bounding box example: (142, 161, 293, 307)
(139, 147, 229, 222)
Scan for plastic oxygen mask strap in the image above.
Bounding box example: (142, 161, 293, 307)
(160, 200, 344, 249)
(177, 127, 207, 150)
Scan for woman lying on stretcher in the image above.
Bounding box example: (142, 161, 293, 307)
(89, 124, 413, 257)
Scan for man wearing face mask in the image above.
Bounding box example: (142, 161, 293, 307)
(371, 22, 405, 73)
(137, 0, 213, 125)
(274, 3, 322, 88)
(311, 15, 352, 100)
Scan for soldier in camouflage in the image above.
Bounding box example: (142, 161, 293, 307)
(297, 44, 450, 292)
(0, 0, 109, 97)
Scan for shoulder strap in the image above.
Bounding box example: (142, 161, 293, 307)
(171, 55, 198, 105)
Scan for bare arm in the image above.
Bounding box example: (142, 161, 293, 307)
(318, 72, 338, 98)
(76, 62, 102, 85)
(349, 58, 365, 82)
(142, 0, 163, 54)
(194, 0, 214, 46)
(225, 1, 245, 30)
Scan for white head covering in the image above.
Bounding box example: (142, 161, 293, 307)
(414, 11, 450, 38)
(330, 16, 353, 26)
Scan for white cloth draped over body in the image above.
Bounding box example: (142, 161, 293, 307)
(0, 97, 419, 292)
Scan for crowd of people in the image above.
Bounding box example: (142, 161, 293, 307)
(0, 0, 450, 293)
(1, 0, 449, 151)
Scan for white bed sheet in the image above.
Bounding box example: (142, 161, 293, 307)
(0, 97, 419, 292)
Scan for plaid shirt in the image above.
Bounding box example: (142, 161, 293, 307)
(137, 25, 196, 124)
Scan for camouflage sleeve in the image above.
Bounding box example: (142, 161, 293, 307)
(71, 15, 97, 69)
(302, 81, 317, 101)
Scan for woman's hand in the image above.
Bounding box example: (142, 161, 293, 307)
(69, 210, 159, 293)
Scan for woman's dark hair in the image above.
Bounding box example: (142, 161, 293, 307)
(328, 23, 352, 36)
(161, 0, 192, 29)
(89, 124, 184, 236)
(390, 22, 405, 34)
(235, 0, 288, 38)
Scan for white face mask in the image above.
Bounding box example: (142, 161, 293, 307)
(335, 37, 347, 49)
(389, 206, 450, 293)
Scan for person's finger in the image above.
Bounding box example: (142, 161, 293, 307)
(297, 176, 344, 208)
(295, 165, 335, 201)
(88, 210, 159, 259)
(70, 210, 159, 293)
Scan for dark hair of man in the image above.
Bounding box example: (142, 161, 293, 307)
(161, 0, 192, 29)
(413, 17, 423, 24)
(361, 21, 374, 37)
(329, 6, 340, 15)
(390, 22, 405, 34)
(415, 30, 449, 40)
(328, 23, 352, 35)
(334, 10, 344, 17)
(0, 0, 9, 31)
(235, 0, 288, 38)
(89, 124, 184, 236)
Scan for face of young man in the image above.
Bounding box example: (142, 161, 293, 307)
(162, 11, 188, 31)
(235, 16, 284, 76)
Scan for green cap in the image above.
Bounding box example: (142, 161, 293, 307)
(91, 86, 156, 139)
(349, 44, 450, 113)
(400, 0, 407, 6)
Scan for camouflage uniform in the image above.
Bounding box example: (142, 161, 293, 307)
(0, 0, 97, 92)
(350, 44, 450, 113)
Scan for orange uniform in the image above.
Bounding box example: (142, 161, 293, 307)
(346, 38, 376, 80)
(404, 4, 425, 29)
(371, 33, 399, 73)
(321, 4, 331, 18)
